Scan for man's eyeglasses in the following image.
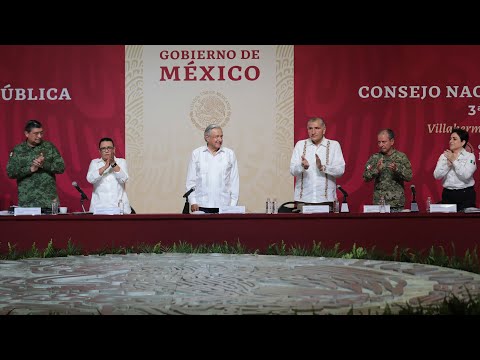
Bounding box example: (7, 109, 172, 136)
(99, 146, 114, 152)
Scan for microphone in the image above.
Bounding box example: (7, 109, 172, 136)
(337, 185, 349, 213)
(183, 187, 195, 198)
(336, 185, 348, 197)
(410, 184, 416, 196)
(72, 181, 89, 200)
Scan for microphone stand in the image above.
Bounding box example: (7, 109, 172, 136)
(340, 195, 349, 213)
(182, 188, 194, 214)
(79, 194, 88, 214)
(411, 192, 419, 212)
(182, 198, 190, 214)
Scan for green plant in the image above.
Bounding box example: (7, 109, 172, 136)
(6, 242, 19, 260)
(56, 241, 80, 257)
(290, 245, 310, 257)
(231, 240, 249, 254)
(168, 241, 194, 253)
(1, 240, 479, 274)
(265, 240, 287, 255)
(152, 242, 163, 254)
(342, 243, 368, 259)
(396, 291, 480, 315)
(24, 242, 40, 258)
(42, 239, 56, 258)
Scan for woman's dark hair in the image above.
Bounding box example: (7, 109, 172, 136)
(451, 128, 469, 148)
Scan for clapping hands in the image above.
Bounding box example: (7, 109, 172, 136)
(444, 149, 455, 165)
(301, 155, 309, 170)
(31, 152, 45, 172)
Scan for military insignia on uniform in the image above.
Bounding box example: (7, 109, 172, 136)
(471, 160, 475, 164)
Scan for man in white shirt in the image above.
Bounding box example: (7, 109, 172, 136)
(290, 117, 345, 207)
(86, 137, 132, 214)
(185, 124, 239, 213)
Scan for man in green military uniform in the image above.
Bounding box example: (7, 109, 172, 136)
(363, 129, 412, 211)
(6, 120, 65, 208)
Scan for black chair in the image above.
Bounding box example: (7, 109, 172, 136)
(278, 201, 297, 213)
(130, 205, 136, 214)
(278, 201, 336, 213)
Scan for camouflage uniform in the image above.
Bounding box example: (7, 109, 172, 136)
(6, 140, 65, 207)
(363, 149, 412, 210)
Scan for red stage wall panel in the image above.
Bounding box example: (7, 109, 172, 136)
(0, 45, 125, 212)
(0, 214, 478, 258)
(295, 45, 480, 212)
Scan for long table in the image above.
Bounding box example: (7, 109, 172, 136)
(1, 212, 479, 256)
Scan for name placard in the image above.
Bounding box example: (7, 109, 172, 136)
(219, 206, 246, 214)
(14, 207, 41, 216)
(363, 205, 391, 213)
(93, 207, 121, 215)
(430, 204, 457, 213)
(302, 205, 330, 214)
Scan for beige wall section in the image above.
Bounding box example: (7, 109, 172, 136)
(125, 45, 145, 211)
(125, 45, 294, 213)
(274, 45, 295, 209)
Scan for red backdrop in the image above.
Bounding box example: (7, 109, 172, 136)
(3, 45, 480, 214)
(295, 45, 480, 212)
(0, 45, 125, 212)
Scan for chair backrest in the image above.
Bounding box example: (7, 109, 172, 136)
(278, 201, 296, 213)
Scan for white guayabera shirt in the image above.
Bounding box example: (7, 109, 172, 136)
(290, 138, 345, 203)
(86, 157, 132, 214)
(186, 146, 239, 208)
(433, 149, 476, 189)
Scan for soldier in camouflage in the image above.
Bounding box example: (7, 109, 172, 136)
(6, 120, 65, 208)
(363, 129, 412, 211)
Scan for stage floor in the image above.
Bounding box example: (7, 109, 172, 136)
(1, 253, 479, 315)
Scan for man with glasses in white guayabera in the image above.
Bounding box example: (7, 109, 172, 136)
(86, 137, 133, 214)
(185, 124, 239, 214)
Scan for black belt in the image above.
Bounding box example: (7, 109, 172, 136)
(199, 207, 219, 214)
(445, 186, 474, 191)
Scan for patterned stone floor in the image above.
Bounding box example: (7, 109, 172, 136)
(0, 253, 479, 315)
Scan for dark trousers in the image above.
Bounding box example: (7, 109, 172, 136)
(199, 207, 220, 214)
(442, 186, 476, 211)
